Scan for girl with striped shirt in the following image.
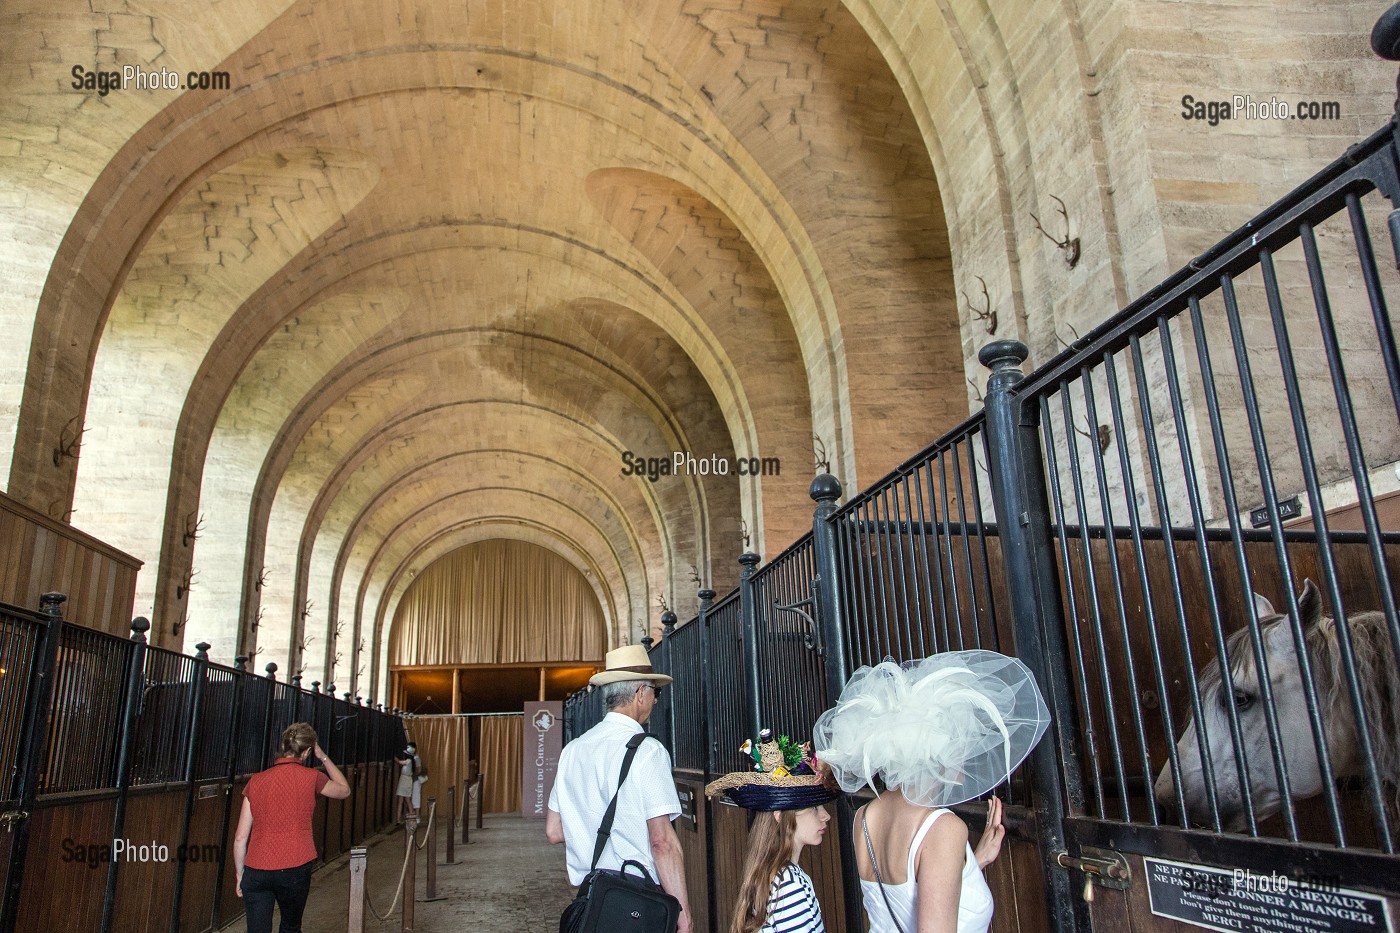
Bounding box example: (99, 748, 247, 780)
(731, 805, 831, 933)
(705, 731, 837, 933)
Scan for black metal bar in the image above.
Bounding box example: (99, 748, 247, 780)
(0, 592, 65, 933)
(211, 656, 249, 929)
(935, 450, 965, 650)
(1080, 358, 1157, 825)
(1345, 192, 1400, 421)
(696, 587, 718, 933)
(168, 642, 210, 932)
(1038, 395, 1107, 820)
(1296, 225, 1399, 849)
(260, 663, 279, 770)
(100, 618, 150, 933)
(810, 475, 863, 933)
(738, 552, 762, 743)
(966, 432, 1003, 653)
(1058, 379, 1131, 820)
(1127, 331, 1215, 830)
(980, 343, 1085, 933)
(1216, 272, 1301, 839)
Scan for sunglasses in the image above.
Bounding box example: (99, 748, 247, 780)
(646, 684, 665, 699)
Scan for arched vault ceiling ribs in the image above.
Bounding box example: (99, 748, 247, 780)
(12, 46, 849, 511)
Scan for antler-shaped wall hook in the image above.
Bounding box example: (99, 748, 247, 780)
(171, 611, 189, 637)
(1054, 322, 1082, 351)
(251, 607, 264, 632)
(51, 416, 87, 467)
(176, 567, 199, 600)
(739, 518, 751, 550)
(813, 433, 830, 474)
(255, 566, 270, 592)
(1074, 418, 1112, 454)
(333, 621, 345, 640)
(183, 511, 205, 546)
(962, 275, 997, 334)
(967, 377, 984, 404)
(300, 599, 314, 622)
(46, 498, 72, 522)
(655, 594, 669, 613)
(688, 564, 701, 589)
(1030, 195, 1081, 269)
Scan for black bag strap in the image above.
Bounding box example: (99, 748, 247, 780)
(590, 732, 651, 871)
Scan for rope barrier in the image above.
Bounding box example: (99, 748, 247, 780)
(363, 800, 436, 922)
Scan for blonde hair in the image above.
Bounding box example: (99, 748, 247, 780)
(729, 810, 799, 933)
(279, 722, 317, 758)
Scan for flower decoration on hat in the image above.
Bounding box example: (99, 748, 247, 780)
(704, 728, 838, 811)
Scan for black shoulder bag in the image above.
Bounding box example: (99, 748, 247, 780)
(559, 733, 681, 933)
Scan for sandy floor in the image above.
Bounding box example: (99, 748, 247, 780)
(222, 812, 574, 932)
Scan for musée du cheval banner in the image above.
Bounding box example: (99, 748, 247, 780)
(522, 701, 563, 819)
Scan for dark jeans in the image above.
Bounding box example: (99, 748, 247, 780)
(242, 860, 315, 933)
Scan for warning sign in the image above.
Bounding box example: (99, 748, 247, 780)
(1144, 857, 1392, 933)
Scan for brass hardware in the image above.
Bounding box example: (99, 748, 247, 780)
(0, 810, 30, 832)
(1057, 846, 1131, 900)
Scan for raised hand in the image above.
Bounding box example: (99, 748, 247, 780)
(972, 796, 1005, 869)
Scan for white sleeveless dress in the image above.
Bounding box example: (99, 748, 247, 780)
(859, 808, 995, 933)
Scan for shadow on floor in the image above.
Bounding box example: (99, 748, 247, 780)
(221, 812, 573, 932)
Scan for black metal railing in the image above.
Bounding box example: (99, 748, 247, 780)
(561, 115, 1400, 933)
(0, 597, 407, 933)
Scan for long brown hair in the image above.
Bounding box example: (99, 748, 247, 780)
(730, 809, 798, 933)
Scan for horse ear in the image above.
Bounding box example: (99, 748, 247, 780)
(1253, 591, 1276, 620)
(1296, 578, 1323, 629)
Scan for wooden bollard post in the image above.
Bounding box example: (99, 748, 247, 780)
(446, 785, 457, 864)
(347, 847, 367, 933)
(424, 798, 444, 902)
(403, 816, 417, 932)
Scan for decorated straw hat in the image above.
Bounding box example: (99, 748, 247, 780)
(704, 730, 839, 811)
(588, 644, 674, 686)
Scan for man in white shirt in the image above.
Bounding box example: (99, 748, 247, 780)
(546, 645, 692, 933)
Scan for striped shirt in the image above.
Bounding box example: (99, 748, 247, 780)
(761, 863, 825, 933)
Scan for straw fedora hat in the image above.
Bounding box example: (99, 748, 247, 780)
(589, 644, 673, 686)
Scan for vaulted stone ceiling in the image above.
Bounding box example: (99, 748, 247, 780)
(2, 0, 1386, 701)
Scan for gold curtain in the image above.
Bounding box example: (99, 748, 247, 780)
(405, 717, 471, 823)
(477, 714, 522, 814)
(391, 539, 607, 666)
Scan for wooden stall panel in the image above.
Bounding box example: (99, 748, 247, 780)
(673, 775, 709, 933)
(0, 491, 140, 636)
(107, 789, 184, 932)
(15, 794, 116, 930)
(179, 786, 230, 932)
(218, 777, 251, 927)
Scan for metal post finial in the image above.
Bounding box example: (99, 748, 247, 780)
(234, 655, 248, 671)
(661, 610, 677, 635)
(264, 662, 278, 679)
(39, 592, 66, 618)
(130, 617, 151, 643)
(809, 473, 842, 503)
(194, 643, 211, 661)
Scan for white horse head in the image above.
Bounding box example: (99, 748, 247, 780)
(1153, 579, 1398, 832)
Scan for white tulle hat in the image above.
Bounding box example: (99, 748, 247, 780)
(812, 650, 1050, 808)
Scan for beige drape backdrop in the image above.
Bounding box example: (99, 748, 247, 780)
(408, 714, 523, 816)
(478, 714, 522, 814)
(405, 717, 471, 821)
(391, 539, 607, 666)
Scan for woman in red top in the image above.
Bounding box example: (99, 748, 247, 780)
(234, 722, 351, 933)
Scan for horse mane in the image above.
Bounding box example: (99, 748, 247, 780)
(1197, 605, 1400, 788)
(1307, 610, 1400, 790)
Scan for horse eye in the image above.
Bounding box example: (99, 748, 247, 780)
(1231, 689, 1255, 710)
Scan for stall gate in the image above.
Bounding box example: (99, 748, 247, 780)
(565, 118, 1400, 933)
